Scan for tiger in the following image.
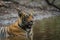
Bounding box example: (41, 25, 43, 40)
(0, 8, 34, 40)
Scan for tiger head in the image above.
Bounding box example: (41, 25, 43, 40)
(16, 8, 34, 32)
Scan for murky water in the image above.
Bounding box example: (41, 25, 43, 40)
(33, 11, 60, 40)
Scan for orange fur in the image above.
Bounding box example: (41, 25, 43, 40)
(6, 12, 33, 37)
(7, 18, 26, 36)
(4, 10, 34, 40)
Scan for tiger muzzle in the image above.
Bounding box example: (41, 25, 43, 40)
(27, 21, 33, 28)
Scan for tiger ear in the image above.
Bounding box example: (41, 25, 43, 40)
(18, 11, 23, 17)
(18, 11, 26, 17)
(15, 8, 24, 17)
(15, 8, 22, 17)
(29, 9, 34, 16)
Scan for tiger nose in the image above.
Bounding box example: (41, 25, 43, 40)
(30, 21, 33, 23)
(30, 21, 33, 25)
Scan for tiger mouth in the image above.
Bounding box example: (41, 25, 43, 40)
(18, 21, 33, 31)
